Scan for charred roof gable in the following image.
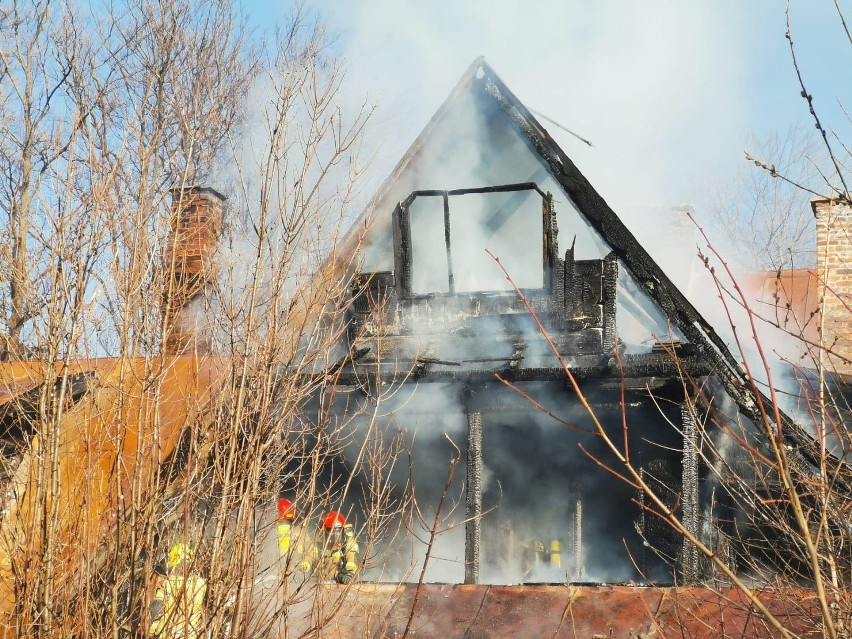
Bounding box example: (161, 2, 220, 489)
(337, 58, 848, 491)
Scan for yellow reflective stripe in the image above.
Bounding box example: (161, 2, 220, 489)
(277, 523, 292, 554)
(550, 539, 561, 567)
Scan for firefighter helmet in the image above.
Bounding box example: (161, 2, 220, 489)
(277, 498, 295, 521)
(167, 542, 193, 569)
(322, 511, 345, 529)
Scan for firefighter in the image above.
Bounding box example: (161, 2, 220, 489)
(149, 542, 207, 639)
(520, 537, 564, 582)
(276, 497, 312, 573)
(313, 511, 359, 584)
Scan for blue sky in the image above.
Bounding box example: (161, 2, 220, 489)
(239, 1, 850, 216)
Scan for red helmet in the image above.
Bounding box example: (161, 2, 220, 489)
(277, 498, 295, 521)
(322, 511, 345, 529)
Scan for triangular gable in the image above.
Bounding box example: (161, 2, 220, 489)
(339, 58, 839, 487)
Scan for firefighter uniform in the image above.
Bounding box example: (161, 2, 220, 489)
(521, 538, 564, 582)
(149, 543, 207, 639)
(312, 512, 359, 584)
(277, 522, 314, 571)
(276, 498, 313, 572)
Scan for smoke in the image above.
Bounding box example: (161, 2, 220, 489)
(317, 43, 710, 582)
(205, 45, 371, 358)
(409, 191, 547, 293)
(334, 371, 690, 585)
(314, 0, 749, 216)
(217, 1, 849, 588)
(309, 0, 838, 364)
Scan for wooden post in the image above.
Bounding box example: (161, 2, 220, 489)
(681, 401, 700, 583)
(465, 410, 483, 585)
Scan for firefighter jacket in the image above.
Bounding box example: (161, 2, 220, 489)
(520, 538, 563, 582)
(309, 524, 359, 584)
(149, 573, 207, 639)
(276, 522, 313, 572)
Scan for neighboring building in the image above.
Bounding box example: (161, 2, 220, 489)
(812, 196, 852, 376)
(740, 196, 852, 382)
(741, 268, 820, 351)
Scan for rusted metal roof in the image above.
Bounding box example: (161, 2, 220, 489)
(0, 355, 231, 635)
(293, 584, 823, 639)
(0, 359, 112, 399)
(0, 379, 39, 405)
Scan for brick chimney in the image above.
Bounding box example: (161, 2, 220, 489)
(812, 195, 852, 375)
(162, 186, 225, 355)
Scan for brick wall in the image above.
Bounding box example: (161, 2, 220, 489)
(162, 186, 225, 355)
(812, 196, 852, 375)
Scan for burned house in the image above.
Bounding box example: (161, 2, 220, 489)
(320, 58, 843, 588)
(0, 53, 842, 639)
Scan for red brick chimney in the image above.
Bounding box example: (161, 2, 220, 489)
(162, 186, 225, 355)
(812, 195, 852, 375)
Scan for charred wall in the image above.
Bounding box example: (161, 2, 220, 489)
(317, 185, 713, 585)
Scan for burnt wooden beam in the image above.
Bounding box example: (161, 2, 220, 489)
(572, 498, 584, 581)
(465, 409, 483, 585)
(681, 401, 700, 584)
(392, 203, 413, 297)
(443, 193, 455, 294)
(402, 182, 547, 209)
(542, 192, 558, 294)
(332, 356, 712, 388)
(564, 240, 578, 322)
(602, 253, 618, 353)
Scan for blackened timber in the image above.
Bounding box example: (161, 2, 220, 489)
(332, 356, 712, 386)
(542, 192, 558, 294)
(392, 204, 413, 296)
(415, 356, 461, 367)
(552, 254, 565, 316)
(602, 253, 618, 353)
(564, 241, 578, 323)
(416, 356, 525, 366)
(572, 499, 584, 580)
(568, 259, 605, 334)
(401, 182, 547, 208)
(357, 271, 396, 319)
(681, 401, 700, 583)
(465, 410, 483, 585)
(364, 328, 604, 360)
(443, 193, 455, 294)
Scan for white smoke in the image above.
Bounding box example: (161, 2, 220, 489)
(229, 0, 851, 587)
(311, 0, 750, 215)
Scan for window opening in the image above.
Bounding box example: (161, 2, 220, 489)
(393, 183, 555, 297)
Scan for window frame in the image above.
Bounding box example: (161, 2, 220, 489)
(392, 183, 557, 299)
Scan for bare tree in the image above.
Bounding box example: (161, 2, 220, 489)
(703, 124, 824, 271)
(506, 6, 852, 636)
(0, 3, 408, 639)
(0, 0, 92, 360)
